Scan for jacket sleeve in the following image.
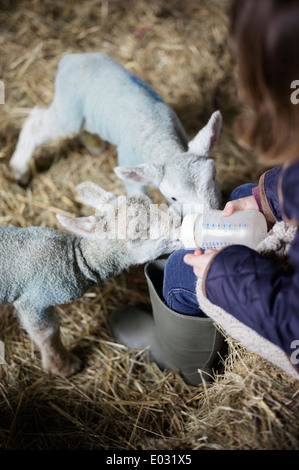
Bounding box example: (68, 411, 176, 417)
(256, 166, 282, 224)
(202, 239, 299, 359)
(202, 162, 299, 361)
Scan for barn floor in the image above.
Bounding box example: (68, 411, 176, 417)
(0, 0, 298, 450)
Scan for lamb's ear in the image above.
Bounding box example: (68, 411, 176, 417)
(188, 110, 222, 157)
(56, 214, 101, 240)
(114, 163, 164, 188)
(76, 181, 116, 210)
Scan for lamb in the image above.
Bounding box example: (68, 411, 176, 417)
(9, 53, 222, 214)
(0, 181, 182, 377)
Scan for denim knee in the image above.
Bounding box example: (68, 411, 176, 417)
(163, 250, 204, 316)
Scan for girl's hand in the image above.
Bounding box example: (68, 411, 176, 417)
(222, 195, 259, 216)
(183, 249, 218, 279)
(184, 195, 260, 279)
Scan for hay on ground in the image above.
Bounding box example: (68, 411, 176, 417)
(0, 0, 297, 450)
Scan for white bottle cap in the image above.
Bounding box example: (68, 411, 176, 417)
(179, 213, 199, 248)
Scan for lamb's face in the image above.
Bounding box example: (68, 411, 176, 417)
(125, 195, 183, 263)
(57, 186, 183, 263)
(160, 153, 222, 215)
(104, 194, 181, 243)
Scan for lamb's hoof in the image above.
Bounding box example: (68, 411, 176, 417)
(17, 170, 32, 188)
(44, 351, 83, 378)
(10, 165, 32, 187)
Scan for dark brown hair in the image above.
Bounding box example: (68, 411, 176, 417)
(229, 0, 299, 162)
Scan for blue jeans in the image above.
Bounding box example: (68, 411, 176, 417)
(162, 184, 257, 316)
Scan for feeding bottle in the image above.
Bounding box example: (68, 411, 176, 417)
(179, 208, 267, 250)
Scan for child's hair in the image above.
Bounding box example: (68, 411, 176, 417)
(229, 0, 299, 163)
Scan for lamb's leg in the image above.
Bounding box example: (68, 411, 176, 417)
(10, 104, 76, 184)
(18, 307, 82, 377)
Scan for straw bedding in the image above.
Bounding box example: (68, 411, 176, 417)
(0, 0, 298, 450)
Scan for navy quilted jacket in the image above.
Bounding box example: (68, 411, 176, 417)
(202, 162, 299, 367)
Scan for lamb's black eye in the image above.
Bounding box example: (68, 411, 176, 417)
(171, 197, 177, 202)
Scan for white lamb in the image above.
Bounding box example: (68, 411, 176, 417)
(10, 53, 222, 214)
(0, 181, 182, 377)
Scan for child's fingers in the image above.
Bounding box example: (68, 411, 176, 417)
(204, 249, 218, 254)
(184, 249, 216, 266)
(222, 200, 236, 216)
(183, 251, 215, 279)
(222, 196, 259, 216)
(183, 253, 196, 265)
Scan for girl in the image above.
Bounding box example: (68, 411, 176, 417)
(179, 0, 299, 366)
(110, 0, 299, 383)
